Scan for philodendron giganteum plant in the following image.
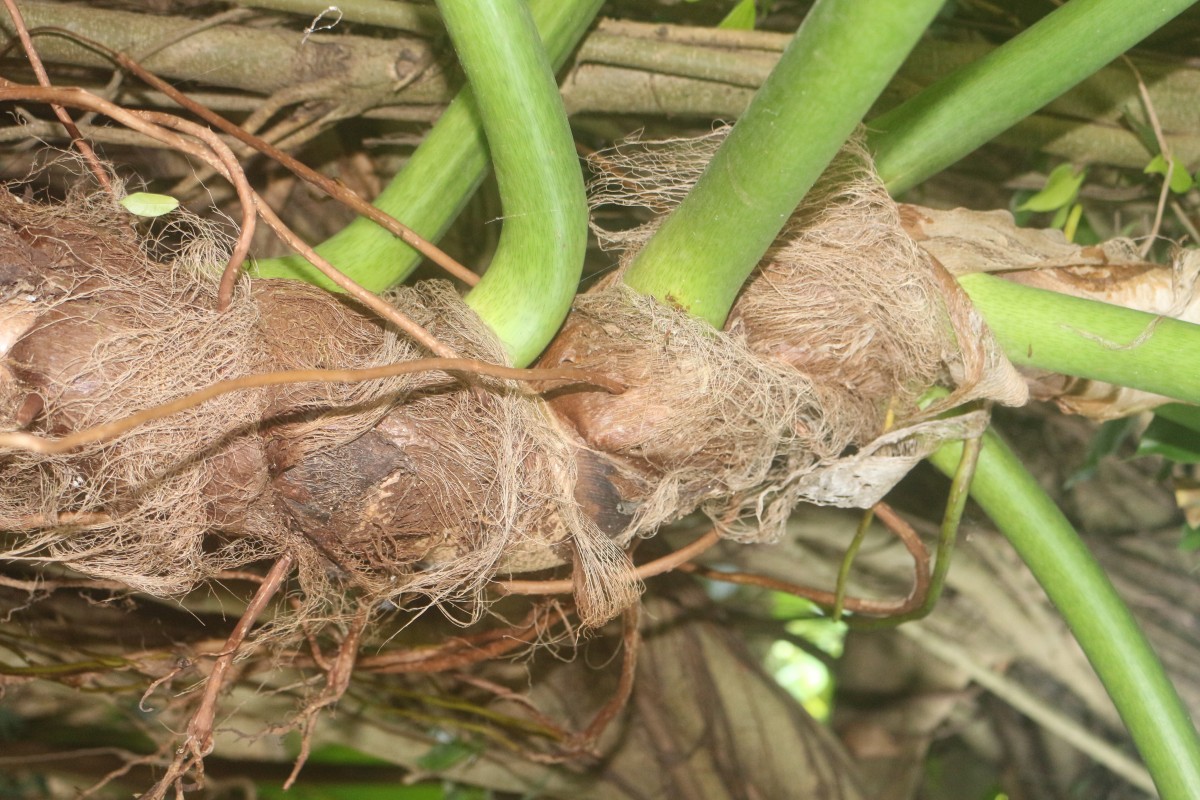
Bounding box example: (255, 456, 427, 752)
(1, 0, 1199, 797)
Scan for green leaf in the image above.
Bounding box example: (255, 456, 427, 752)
(1017, 163, 1086, 213)
(257, 783, 443, 800)
(719, 0, 756, 28)
(1156, 403, 1200, 434)
(417, 739, 483, 772)
(119, 192, 180, 217)
(1144, 154, 1195, 194)
(445, 786, 490, 800)
(1064, 416, 1137, 489)
(1181, 524, 1200, 552)
(1136, 416, 1200, 464)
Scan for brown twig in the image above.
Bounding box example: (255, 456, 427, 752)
(0, 0, 112, 192)
(1123, 55, 1174, 256)
(678, 502, 932, 618)
(0, 357, 621, 455)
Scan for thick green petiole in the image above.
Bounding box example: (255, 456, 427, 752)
(870, 0, 1196, 195)
(620, 0, 944, 328)
(928, 430, 1200, 800)
(431, 0, 588, 366)
(251, 0, 602, 301)
(432, 0, 585, 367)
(960, 273, 1200, 405)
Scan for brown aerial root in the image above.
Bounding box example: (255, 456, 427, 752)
(0, 358, 622, 455)
(0, 80, 454, 354)
(358, 601, 640, 764)
(495, 527, 721, 597)
(144, 554, 295, 800)
(0, 74, 1050, 798)
(3, 22, 476, 288)
(356, 602, 569, 675)
(678, 502, 932, 618)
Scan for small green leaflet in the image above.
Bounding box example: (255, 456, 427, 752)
(1064, 416, 1137, 489)
(1144, 154, 1195, 194)
(719, 0, 756, 29)
(417, 738, 483, 771)
(1017, 163, 1086, 213)
(1135, 416, 1200, 465)
(119, 192, 180, 218)
(1180, 524, 1200, 552)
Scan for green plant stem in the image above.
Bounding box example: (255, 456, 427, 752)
(432, 0, 587, 366)
(619, 0, 943, 328)
(832, 509, 872, 621)
(959, 273, 1200, 405)
(870, 0, 1196, 195)
(927, 429, 1200, 800)
(251, 0, 602, 301)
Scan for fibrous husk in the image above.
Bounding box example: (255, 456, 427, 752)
(0, 188, 281, 597)
(0, 188, 636, 628)
(902, 203, 1200, 419)
(543, 129, 1025, 545)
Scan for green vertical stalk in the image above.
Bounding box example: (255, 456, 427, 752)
(620, 0, 944, 328)
(251, 0, 602, 297)
(870, 0, 1196, 195)
(960, 273, 1200, 405)
(928, 430, 1200, 800)
(433, 0, 587, 366)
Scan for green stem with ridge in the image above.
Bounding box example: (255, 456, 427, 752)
(960, 273, 1200, 405)
(431, 0, 587, 366)
(928, 430, 1200, 800)
(870, 0, 1197, 195)
(619, 0, 944, 328)
(251, 0, 602, 308)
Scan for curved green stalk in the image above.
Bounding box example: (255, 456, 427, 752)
(960, 272, 1200, 405)
(433, 0, 587, 366)
(620, 0, 944, 328)
(251, 0, 601, 300)
(928, 430, 1200, 800)
(870, 0, 1196, 195)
